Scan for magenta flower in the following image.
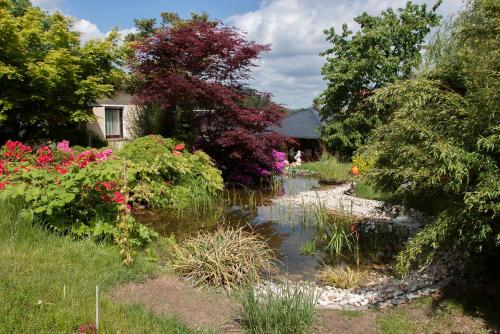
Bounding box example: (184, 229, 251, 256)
(56, 140, 72, 153)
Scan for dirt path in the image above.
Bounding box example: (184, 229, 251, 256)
(110, 276, 242, 333)
(110, 275, 490, 333)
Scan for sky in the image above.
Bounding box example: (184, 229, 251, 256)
(32, 0, 465, 109)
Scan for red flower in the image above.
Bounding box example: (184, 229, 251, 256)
(101, 181, 115, 190)
(111, 191, 126, 204)
(54, 165, 68, 175)
(175, 144, 185, 151)
(36, 146, 53, 166)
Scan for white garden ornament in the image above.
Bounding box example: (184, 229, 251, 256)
(294, 150, 302, 165)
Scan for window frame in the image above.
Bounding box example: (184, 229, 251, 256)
(104, 107, 124, 139)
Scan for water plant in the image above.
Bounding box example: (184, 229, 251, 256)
(170, 227, 276, 290)
(318, 265, 366, 289)
(300, 239, 317, 255)
(239, 282, 318, 334)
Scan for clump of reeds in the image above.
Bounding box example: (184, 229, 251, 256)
(239, 282, 318, 334)
(170, 227, 276, 290)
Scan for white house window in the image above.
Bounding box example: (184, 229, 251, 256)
(105, 108, 123, 139)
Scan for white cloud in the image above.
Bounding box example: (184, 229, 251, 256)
(72, 20, 137, 44)
(73, 19, 106, 43)
(229, 0, 465, 108)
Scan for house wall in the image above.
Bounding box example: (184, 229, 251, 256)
(87, 104, 138, 144)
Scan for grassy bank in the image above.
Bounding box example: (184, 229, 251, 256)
(294, 156, 351, 183)
(354, 180, 388, 201)
(0, 201, 195, 334)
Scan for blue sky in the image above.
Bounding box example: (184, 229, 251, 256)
(57, 0, 260, 32)
(32, 0, 465, 108)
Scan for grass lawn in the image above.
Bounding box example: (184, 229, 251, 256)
(354, 180, 389, 201)
(0, 202, 197, 334)
(294, 156, 351, 183)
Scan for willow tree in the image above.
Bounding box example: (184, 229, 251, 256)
(365, 0, 499, 272)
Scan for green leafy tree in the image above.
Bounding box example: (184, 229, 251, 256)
(317, 1, 441, 156)
(0, 0, 124, 140)
(365, 0, 499, 273)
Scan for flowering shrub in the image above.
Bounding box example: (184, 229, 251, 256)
(271, 149, 287, 175)
(0, 140, 156, 262)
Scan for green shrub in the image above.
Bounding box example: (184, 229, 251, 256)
(170, 228, 276, 290)
(118, 135, 224, 209)
(239, 282, 317, 334)
(365, 0, 499, 273)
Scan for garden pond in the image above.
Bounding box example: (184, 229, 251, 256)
(136, 176, 415, 281)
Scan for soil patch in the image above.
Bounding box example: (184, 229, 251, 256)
(110, 275, 241, 333)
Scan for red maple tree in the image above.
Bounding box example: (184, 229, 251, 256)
(129, 17, 288, 183)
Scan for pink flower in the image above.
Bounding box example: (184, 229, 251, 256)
(172, 151, 182, 157)
(175, 144, 185, 151)
(95, 149, 112, 161)
(56, 140, 72, 153)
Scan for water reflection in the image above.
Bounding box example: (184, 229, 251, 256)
(135, 176, 411, 281)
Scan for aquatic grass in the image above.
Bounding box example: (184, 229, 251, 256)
(300, 239, 318, 255)
(239, 282, 318, 334)
(294, 155, 351, 184)
(0, 200, 195, 333)
(170, 228, 276, 290)
(319, 265, 366, 289)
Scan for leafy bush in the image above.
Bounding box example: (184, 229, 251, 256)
(170, 228, 276, 290)
(318, 265, 366, 289)
(0, 140, 157, 264)
(118, 135, 224, 208)
(239, 282, 317, 334)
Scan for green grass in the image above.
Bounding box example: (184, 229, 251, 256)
(0, 201, 196, 334)
(376, 310, 419, 334)
(354, 180, 388, 201)
(294, 156, 351, 183)
(239, 282, 317, 334)
(336, 309, 363, 319)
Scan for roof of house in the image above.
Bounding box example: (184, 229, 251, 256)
(267, 108, 323, 139)
(95, 92, 134, 106)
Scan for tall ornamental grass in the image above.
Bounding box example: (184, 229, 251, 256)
(171, 228, 276, 290)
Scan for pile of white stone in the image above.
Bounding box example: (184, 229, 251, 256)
(261, 253, 461, 310)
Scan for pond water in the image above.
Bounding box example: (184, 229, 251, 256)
(136, 176, 413, 281)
